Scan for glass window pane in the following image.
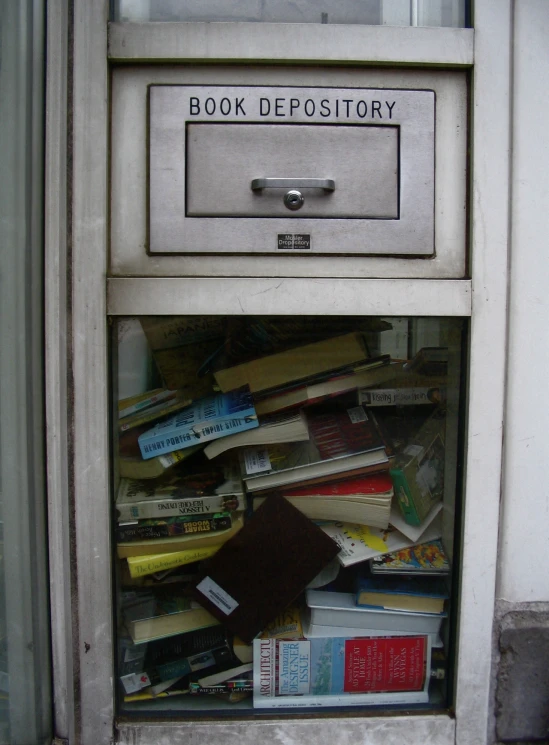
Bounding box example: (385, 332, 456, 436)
(112, 315, 465, 717)
(113, 0, 468, 27)
(0, 1, 51, 743)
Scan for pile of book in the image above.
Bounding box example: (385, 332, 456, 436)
(114, 317, 452, 707)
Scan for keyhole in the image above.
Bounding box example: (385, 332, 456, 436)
(283, 190, 304, 211)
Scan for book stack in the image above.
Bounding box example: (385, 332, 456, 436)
(113, 318, 453, 707)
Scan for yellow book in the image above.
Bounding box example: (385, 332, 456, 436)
(127, 545, 220, 579)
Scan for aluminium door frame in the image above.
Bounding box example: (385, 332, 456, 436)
(45, 2, 510, 743)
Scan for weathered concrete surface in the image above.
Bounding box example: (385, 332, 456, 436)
(495, 609, 549, 742)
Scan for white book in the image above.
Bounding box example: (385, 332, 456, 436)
(306, 590, 446, 635)
(301, 613, 443, 648)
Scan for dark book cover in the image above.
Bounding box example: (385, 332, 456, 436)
(189, 496, 340, 643)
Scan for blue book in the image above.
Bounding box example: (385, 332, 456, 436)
(355, 575, 449, 614)
(138, 389, 258, 460)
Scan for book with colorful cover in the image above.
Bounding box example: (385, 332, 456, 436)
(319, 512, 443, 568)
(241, 401, 388, 493)
(370, 539, 450, 576)
(138, 389, 258, 460)
(253, 634, 431, 708)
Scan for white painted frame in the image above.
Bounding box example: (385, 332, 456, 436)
(47, 2, 510, 744)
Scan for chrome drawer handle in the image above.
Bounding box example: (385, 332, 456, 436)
(251, 178, 335, 192)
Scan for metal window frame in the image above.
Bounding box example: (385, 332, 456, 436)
(45, 2, 510, 743)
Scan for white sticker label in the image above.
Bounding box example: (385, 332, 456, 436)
(120, 672, 151, 695)
(196, 576, 239, 616)
(243, 447, 272, 475)
(347, 405, 368, 423)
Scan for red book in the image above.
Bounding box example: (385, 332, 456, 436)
(278, 472, 393, 499)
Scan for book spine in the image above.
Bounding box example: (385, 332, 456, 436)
(389, 467, 422, 526)
(126, 545, 221, 579)
(119, 389, 177, 419)
(138, 414, 258, 459)
(116, 513, 232, 542)
(119, 398, 191, 433)
(253, 690, 429, 709)
(189, 680, 253, 695)
(116, 494, 245, 521)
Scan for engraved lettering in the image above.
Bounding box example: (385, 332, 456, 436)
(275, 98, 285, 117)
(189, 97, 200, 115)
(220, 97, 231, 115)
(259, 97, 271, 116)
(343, 99, 353, 117)
(356, 100, 368, 118)
(320, 99, 331, 117)
(386, 101, 396, 118)
(304, 99, 316, 116)
(372, 100, 382, 118)
(290, 98, 300, 116)
(235, 97, 246, 115)
(205, 97, 216, 115)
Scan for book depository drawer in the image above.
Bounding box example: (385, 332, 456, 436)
(186, 124, 398, 219)
(148, 85, 435, 255)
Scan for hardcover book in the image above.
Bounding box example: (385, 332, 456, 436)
(213, 332, 369, 394)
(189, 496, 340, 643)
(253, 634, 431, 708)
(305, 590, 446, 636)
(138, 389, 258, 460)
(125, 545, 222, 580)
(241, 401, 388, 493)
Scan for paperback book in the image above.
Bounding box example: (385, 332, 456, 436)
(253, 634, 431, 708)
(115, 512, 232, 542)
(123, 593, 220, 644)
(319, 512, 443, 568)
(370, 539, 450, 576)
(115, 464, 246, 521)
(138, 389, 258, 460)
(203, 410, 309, 460)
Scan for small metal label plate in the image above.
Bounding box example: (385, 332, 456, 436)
(278, 234, 311, 250)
